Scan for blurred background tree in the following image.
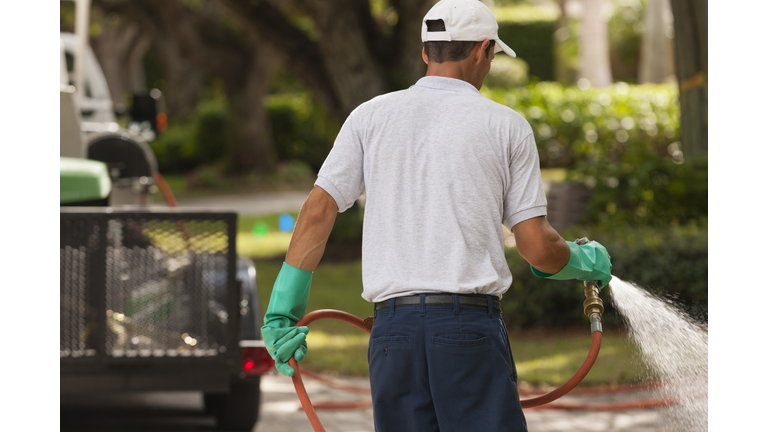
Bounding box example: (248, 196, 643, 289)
(669, 0, 707, 160)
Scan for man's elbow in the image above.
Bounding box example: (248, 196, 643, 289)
(300, 188, 338, 228)
(517, 240, 569, 274)
(518, 247, 552, 271)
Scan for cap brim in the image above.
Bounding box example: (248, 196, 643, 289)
(494, 38, 516, 58)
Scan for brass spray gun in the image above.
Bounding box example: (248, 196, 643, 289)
(574, 237, 605, 334)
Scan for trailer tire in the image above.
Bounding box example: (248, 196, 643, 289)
(205, 376, 261, 431)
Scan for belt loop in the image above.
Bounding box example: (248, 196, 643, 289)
(453, 294, 459, 315)
(486, 295, 493, 318)
(374, 303, 378, 319)
(419, 294, 426, 317)
(389, 298, 396, 318)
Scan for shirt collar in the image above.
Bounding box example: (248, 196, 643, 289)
(412, 76, 479, 94)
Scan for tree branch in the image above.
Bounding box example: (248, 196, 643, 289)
(218, 0, 344, 121)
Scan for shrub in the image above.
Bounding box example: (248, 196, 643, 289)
(501, 221, 707, 330)
(495, 6, 558, 81)
(150, 98, 230, 173)
(482, 82, 680, 169)
(265, 93, 340, 173)
(481, 82, 704, 226)
(486, 56, 530, 89)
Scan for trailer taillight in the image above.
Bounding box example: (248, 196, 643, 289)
(241, 347, 273, 376)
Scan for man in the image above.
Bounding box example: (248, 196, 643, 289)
(261, 0, 612, 431)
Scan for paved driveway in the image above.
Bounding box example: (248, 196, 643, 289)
(60, 370, 683, 432)
(259, 371, 680, 432)
(153, 190, 312, 215)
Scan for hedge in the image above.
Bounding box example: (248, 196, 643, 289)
(481, 82, 705, 227)
(149, 99, 230, 173)
(501, 221, 708, 330)
(265, 93, 340, 173)
(494, 6, 558, 81)
(150, 94, 340, 175)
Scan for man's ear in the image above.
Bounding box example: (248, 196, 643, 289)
(422, 47, 429, 65)
(475, 40, 491, 64)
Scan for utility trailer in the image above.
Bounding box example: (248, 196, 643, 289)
(59, 206, 273, 431)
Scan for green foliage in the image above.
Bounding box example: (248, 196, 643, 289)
(268, 160, 316, 185)
(482, 82, 702, 226)
(486, 56, 530, 89)
(483, 82, 680, 167)
(495, 6, 557, 81)
(554, 17, 580, 84)
(265, 93, 340, 173)
(329, 201, 364, 242)
(608, 0, 646, 83)
(149, 98, 230, 173)
(582, 154, 707, 227)
(502, 221, 708, 330)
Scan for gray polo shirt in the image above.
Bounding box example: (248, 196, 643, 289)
(315, 76, 547, 302)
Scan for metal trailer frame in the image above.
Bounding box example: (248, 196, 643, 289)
(60, 207, 243, 394)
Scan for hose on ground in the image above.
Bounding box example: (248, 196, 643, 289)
(288, 309, 605, 432)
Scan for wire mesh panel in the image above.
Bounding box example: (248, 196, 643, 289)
(60, 210, 237, 361)
(60, 217, 100, 358)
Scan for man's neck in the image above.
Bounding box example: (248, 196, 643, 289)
(425, 60, 482, 90)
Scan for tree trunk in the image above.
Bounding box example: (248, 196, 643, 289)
(219, 0, 433, 123)
(95, 0, 280, 173)
(638, 0, 673, 83)
(554, 0, 573, 84)
(149, 38, 202, 121)
(303, 0, 389, 115)
(669, 0, 707, 159)
(579, 0, 613, 87)
(90, 13, 150, 106)
(390, 0, 432, 87)
(225, 47, 279, 174)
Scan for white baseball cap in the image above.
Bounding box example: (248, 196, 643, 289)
(421, 0, 516, 58)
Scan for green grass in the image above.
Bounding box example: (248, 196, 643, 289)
(235, 212, 300, 258)
(296, 328, 650, 387)
(253, 259, 652, 387)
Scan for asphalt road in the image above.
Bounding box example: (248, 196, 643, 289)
(60, 371, 685, 432)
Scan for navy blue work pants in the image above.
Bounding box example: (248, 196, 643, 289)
(367, 294, 527, 432)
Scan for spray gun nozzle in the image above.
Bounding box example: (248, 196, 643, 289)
(583, 280, 604, 333)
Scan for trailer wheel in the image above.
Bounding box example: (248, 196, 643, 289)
(205, 376, 261, 431)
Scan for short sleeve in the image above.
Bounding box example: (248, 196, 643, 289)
(314, 108, 366, 212)
(502, 132, 548, 229)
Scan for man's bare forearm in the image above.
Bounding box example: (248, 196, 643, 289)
(285, 186, 339, 272)
(512, 216, 571, 274)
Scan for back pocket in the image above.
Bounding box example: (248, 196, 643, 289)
(432, 333, 488, 347)
(370, 335, 410, 345)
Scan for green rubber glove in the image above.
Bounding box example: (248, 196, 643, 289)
(530, 241, 612, 289)
(261, 262, 312, 377)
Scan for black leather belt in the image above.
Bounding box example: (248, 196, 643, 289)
(375, 294, 502, 312)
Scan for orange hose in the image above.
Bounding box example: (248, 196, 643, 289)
(153, 172, 178, 207)
(153, 172, 192, 249)
(520, 331, 602, 408)
(288, 309, 605, 432)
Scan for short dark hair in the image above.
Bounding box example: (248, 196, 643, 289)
(423, 20, 495, 63)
